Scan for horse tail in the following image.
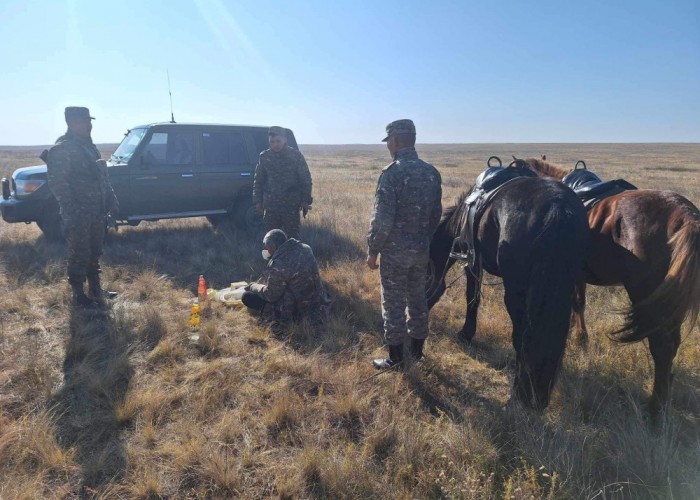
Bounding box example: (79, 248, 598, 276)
(613, 215, 700, 343)
(520, 202, 587, 408)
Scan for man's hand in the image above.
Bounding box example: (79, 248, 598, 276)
(366, 254, 379, 270)
(255, 203, 264, 214)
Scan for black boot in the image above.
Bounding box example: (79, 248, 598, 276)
(87, 273, 117, 305)
(372, 344, 404, 370)
(70, 279, 98, 308)
(408, 338, 425, 361)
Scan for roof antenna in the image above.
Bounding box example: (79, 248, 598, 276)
(167, 70, 176, 123)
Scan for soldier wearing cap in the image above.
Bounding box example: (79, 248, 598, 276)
(252, 126, 313, 240)
(46, 106, 119, 307)
(367, 119, 442, 369)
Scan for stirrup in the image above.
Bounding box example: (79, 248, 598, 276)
(449, 250, 473, 261)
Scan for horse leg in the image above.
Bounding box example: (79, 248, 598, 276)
(504, 285, 532, 408)
(648, 327, 681, 417)
(572, 281, 589, 347)
(458, 263, 482, 344)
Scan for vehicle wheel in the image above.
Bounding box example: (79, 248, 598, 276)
(231, 198, 263, 232)
(37, 208, 65, 243)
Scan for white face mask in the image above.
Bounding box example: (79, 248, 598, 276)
(262, 249, 272, 260)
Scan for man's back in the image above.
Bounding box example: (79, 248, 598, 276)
(47, 131, 107, 215)
(266, 238, 324, 315)
(368, 147, 443, 255)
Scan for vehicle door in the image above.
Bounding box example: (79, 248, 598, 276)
(130, 130, 198, 216)
(107, 127, 148, 217)
(198, 130, 253, 211)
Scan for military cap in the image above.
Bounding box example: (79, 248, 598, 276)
(382, 119, 415, 142)
(268, 126, 287, 137)
(64, 106, 95, 121)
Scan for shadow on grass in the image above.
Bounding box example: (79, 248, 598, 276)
(0, 239, 64, 286)
(51, 307, 134, 492)
(404, 360, 503, 422)
(258, 280, 383, 355)
(300, 222, 365, 264)
(3, 217, 363, 295)
(102, 219, 363, 292)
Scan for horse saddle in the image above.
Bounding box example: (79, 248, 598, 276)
(450, 158, 537, 267)
(562, 166, 637, 209)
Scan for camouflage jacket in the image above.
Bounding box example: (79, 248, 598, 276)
(252, 146, 312, 211)
(46, 131, 116, 219)
(250, 238, 327, 320)
(368, 147, 442, 256)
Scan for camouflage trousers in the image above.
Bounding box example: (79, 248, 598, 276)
(64, 213, 105, 282)
(379, 251, 430, 345)
(244, 289, 325, 324)
(264, 207, 301, 240)
(242, 289, 326, 337)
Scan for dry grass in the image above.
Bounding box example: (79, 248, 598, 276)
(1, 143, 699, 498)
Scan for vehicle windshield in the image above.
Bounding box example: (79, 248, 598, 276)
(111, 128, 147, 163)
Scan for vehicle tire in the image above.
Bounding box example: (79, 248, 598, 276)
(231, 197, 263, 232)
(37, 207, 65, 243)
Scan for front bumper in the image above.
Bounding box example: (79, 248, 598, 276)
(0, 196, 46, 223)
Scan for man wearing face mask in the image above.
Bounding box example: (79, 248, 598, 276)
(46, 106, 119, 308)
(252, 126, 312, 239)
(241, 229, 328, 333)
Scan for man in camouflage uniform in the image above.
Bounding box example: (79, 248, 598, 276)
(46, 107, 119, 308)
(252, 126, 312, 239)
(242, 229, 328, 335)
(367, 119, 442, 369)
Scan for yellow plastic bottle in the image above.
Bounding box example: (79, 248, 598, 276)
(189, 301, 201, 330)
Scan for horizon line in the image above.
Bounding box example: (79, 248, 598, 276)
(1, 141, 699, 148)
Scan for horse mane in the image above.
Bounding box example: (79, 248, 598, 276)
(525, 158, 571, 180)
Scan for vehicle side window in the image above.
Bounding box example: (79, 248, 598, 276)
(201, 132, 249, 164)
(230, 133, 248, 163)
(143, 132, 194, 165)
(253, 130, 270, 155)
(202, 133, 228, 164)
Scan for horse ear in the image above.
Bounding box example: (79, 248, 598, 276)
(541, 154, 546, 160)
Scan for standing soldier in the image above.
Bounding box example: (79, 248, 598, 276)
(46, 106, 119, 308)
(367, 119, 442, 369)
(252, 126, 312, 239)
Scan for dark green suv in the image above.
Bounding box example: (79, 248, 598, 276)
(1, 122, 299, 241)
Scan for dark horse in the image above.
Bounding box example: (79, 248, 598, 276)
(524, 158, 700, 414)
(428, 176, 589, 409)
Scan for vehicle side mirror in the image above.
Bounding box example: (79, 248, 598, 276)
(138, 156, 148, 169)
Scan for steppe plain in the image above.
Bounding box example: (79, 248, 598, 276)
(1, 143, 699, 498)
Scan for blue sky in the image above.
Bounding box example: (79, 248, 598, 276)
(0, 0, 698, 144)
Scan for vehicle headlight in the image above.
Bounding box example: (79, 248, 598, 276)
(14, 179, 46, 196)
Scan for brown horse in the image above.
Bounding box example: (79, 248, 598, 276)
(524, 157, 700, 414)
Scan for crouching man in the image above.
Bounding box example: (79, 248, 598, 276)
(242, 229, 328, 334)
